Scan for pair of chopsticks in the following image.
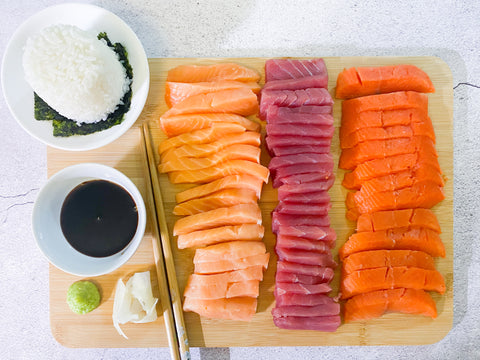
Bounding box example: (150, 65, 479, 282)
(140, 122, 190, 360)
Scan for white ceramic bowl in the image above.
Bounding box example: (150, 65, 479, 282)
(1, 3, 150, 151)
(32, 163, 146, 277)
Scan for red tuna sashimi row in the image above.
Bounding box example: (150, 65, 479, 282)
(262, 58, 340, 332)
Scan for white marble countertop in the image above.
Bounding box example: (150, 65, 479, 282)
(1, 1, 478, 359)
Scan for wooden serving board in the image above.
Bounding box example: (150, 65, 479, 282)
(48, 57, 453, 347)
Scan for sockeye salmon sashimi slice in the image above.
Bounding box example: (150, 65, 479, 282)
(266, 105, 333, 125)
(176, 174, 263, 203)
(342, 249, 436, 275)
(158, 123, 246, 154)
(339, 135, 438, 170)
(273, 315, 341, 332)
(177, 224, 265, 249)
(272, 213, 330, 232)
(340, 266, 446, 299)
(276, 225, 336, 243)
(266, 124, 334, 138)
(159, 144, 261, 172)
(265, 135, 332, 149)
(167, 63, 260, 83)
(194, 241, 266, 263)
(275, 271, 334, 285)
(265, 58, 327, 82)
(272, 303, 340, 318)
(183, 297, 257, 322)
(277, 261, 335, 278)
(339, 227, 446, 259)
(263, 75, 328, 91)
(274, 202, 332, 216)
(168, 160, 270, 184)
(278, 178, 335, 197)
(341, 91, 428, 115)
(173, 203, 262, 236)
(194, 253, 270, 274)
(274, 173, 333, 188)
(268, 144, 331, 157)
(172, 188, 258, 216)
(160, 113, 261, 137)
(275, 247, 337, 267)
(162, 132, 261, 161)
(356, 208, 441, 233)
(161, 88, 259, 118)
(165, 80, 261, 107)
(275, 293, 337, 307)
(269, 153, 333, 171)
(343, 288, 437, 322)
(275, 282, 332, 295)
(275, 235, 333, 252)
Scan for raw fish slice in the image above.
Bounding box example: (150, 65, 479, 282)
(275, 271, 333, 285)
(184, 274, 261, 299)
(272, 213, 330, 232)
(339, 227, 446, 259)
(343, 288, 437, 322)
(274, 164, 334, 185)
(194, 253, 270, 274)
(177, 224, 265, 249)
(275, 282, 332, 295)
(273, 315, 341, 332)
(336, 65, 435, 99)
(194, 241, 266, 263)
(176, 174, 263, 203)
(160, 113, 261, 137)
(268, 145, 331, 157)
(275, 235, 332, 252)
(167, 63, 260, 83)
(275, 293, 336, 307)
(276, 225, 336, 243)
(272, 303, 340, 318)
(269, 153, 333, 171)
(266, 106, 333, 125)
(276, 247, 337, 267)
(227, 266, 265, 282)
(183, 297, 257, 322)
(226, 280, 260, 298)
(279, 190, 331, 204)
(266, 124, 334, 138)
(263, 75, 328, 91)
(274, 173, 333, 188)
(172, 188, 258, 216)
(165, 80, 261, 107)
(161, 88, 259, 118)
(340, 266, 446, 299)
(356, 208, 441, 233)
(265, 58, 327, 82)
(159, 144, 261, 172)
(342, 249, 436, 275)
(274, 202, 332, 216)
(341, 91, 428, 115)
(265, 135, 332, 149)
(173, 203, 262, 236)
(168, 160, 270, 184)
(277, 261, 335, 277)
(278, 178, 335, 197)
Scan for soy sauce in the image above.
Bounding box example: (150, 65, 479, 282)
(60, 180, 138, 258)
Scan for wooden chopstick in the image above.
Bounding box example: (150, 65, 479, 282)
(142, 122, 191, 360)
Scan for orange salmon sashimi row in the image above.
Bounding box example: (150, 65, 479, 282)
(336, 65, 446, 323)
(158, 62, 269, 322)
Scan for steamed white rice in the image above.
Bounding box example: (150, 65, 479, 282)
(22, 24, 130, 124)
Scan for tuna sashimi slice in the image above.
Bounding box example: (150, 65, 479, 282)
(276, 225, 336, 243)
(279, 190, 332, 204)
(273, 315, 341, 332)
(267, 106, 333, 125)
(275, 235, 333, 252)
(274, 173, 333, 188)
(268, 145, 331, 157)
(278, 178, 335, 197)
(272, 303, 340, 318)
(275, 247, 337, 267)
(265, 135, 332, 149)
(274, 202, 332, 216)
(183, 297, 257, 322)
(275, 271, 334, 285)
(263, 75, 328, 91)
(275, 282, 332, 296)
(266, 124, 334, 138)
(194, 241, 266, 263)
(167, 63, 260, 83)
(272, 213, 330, 232)
(265, 58, 327, 82)
(194, 253, 270, 274)
(269, 153, 333, 171)
(275, 293, 336, 307)
(273, 165, 334, 188)
(277, 261, 335, 277)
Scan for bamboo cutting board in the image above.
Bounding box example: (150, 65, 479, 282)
(48, 56, 453, 347)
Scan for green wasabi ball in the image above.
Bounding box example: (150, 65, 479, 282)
(66, 281, 101, 315)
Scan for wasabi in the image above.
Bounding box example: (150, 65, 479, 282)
(66, 281, 101, 315)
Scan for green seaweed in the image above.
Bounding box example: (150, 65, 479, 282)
(33, 32, 133, 137)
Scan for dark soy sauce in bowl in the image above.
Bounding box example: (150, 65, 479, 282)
(60, 179, 139, 257)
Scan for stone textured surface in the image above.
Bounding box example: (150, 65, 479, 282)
(0, 1, 478, 359)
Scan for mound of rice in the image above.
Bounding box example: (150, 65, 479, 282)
(23, 24, 130, 124)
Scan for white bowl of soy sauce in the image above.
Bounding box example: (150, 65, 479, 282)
(32, 163, 146, 277)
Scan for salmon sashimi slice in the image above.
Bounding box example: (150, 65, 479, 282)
(272, 213, 330, 232)
(275, 271, 334, 285)
(263, 75, 328, 91)
(177, 224, 265, 249)
(341, 91, 428, 115)
(159, 144, 261, 172)
(335, 65, 435, 99)
(340, 266, 446, 299)
(275, 282, 332, 295)
(176, 174, 263, 203)
(343, 288, 437, 322)
(265, 58, 327, 82)
(339, 227, 446, 259)
(161, 88, 259, 118)
(226, 280, 260, 298)
(165, 80, 261, 107)
(275, 235, 333, 253)
(183, 297, 257, 322)
(342, 250, 436, 275)
(160, 113, 260, 137)
(273, 315, 341, 332)
(168, 160, 270, 184)
(173, 203, 262, 236)
(339, 135, 437, 170)
(158, 123, 246, 154)
(194, 253, 270, 274)
(172, 188, 258, 216)
(277, 261, 335, 278)
(162, 132, 261, 162)
(272, 303, 340, 318)
(269, 153, 333, 171)
(194, 241, 266, 263)
(167, 63, 260, 83)
(356, 208, 441, 233)
(275, 293, 337, 307)
(276, 247, 337, 267)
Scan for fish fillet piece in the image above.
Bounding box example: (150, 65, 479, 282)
(342, 250, 436, 275)
(273, 315, 341, 332)
(269, 153, 333, 171)
(167, 63, 260, 83)
(356, 208, 441, 233)
(265, 58, 327, 82)
(276, 225, 336, 244)
(340, 266, 446, 299)
(159, 144, 261, 172)
(263, 75, 328, 91)
(343, 288, 437, 322)
(341, 91, 428, 115)
(266, 135, 332, 150)
(176, 174, 263, 203)
(275, 247, 337, 267)
(275, 235, 332, 253)
(194, 241, 266, 263)
(277, 261, 335, 278)
(194, 253, 270, 274)
(272, 303, 340, 318)
(272, 213, 330, 233)
(183, 297, 257, 322)
(165, 80, 261, 107)
(162, 132, 261, 161)
(158, 123, 246, 154)
(339, 227, 446, 260)
(161, 88, 259, 118)
(275, 271, 333, 285)
(177, 224, 265, 249)
(173, 203, 262, 236)
(266, 105, 333, 125)
(275, 293, 336, 307)
(160, 113, 260, 137)
(168, 160, 270, 184)
(266, 124, 334, 138)
(275, 282, 332, 296)
(172, 188, 258, 216)
(336, 65, 435, 99)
